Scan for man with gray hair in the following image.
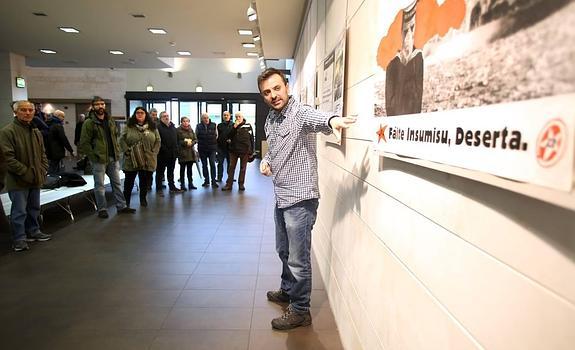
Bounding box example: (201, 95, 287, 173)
(47, 109, 74, 174)
(0, 100, 51, 252)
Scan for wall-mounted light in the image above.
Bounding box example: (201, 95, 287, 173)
(195, 84, 203, 92)
(146, 84, 154, 92)
(247, 4, 257, 21)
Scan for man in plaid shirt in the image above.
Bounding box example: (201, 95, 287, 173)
(258, 68, 356, 330)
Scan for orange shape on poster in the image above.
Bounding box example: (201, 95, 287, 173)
(377, 0, 466, 70)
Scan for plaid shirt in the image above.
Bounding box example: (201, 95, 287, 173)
(263, 97, 333, 208)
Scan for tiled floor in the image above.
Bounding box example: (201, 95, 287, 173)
(0, 162, 343, 350)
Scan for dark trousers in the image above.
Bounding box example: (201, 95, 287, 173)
(199, 150, 217, 184)
(156, 156, 177, 191)
(226, 153, 249, 186)
(179, 161, 195, 189)
(48, 159, 63, 174)
(123, 170, 152, 207)
(216, 146, 230, 181)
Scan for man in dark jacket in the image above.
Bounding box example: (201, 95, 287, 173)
(221, 111, 254, 191)
(80, 96, 135, 218)
(195, 113, 218, 188)
(0, 100, 51, 252)
(216, 111, 233, 182)
(46, 110, 74, 174)
(156, 111, 183, 195)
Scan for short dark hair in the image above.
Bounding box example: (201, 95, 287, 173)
(127, 106, 156, 130)
(257, 68, 287, 92)
(91, 96, 105, 106)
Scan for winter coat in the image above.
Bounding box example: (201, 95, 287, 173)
(79, 112, 121, 165)
(120, 123, 161, 172)
(157, 121, 179, 159)
(177, 126, 198, 163)
(0, 118, 48, 190)
(47, 117, 74, 161)
(228, 121, 254, 155)
(0, 143, 7, 191)
(195, 122, 218, 153)
(217, 120, 234, 148)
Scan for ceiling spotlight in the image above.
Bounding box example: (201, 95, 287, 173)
(177, 51, 192, 56)
(253, 35, 260, 41)
(59, 27, 80, 33)
(242, 43, 256, 48)
(109, 50, 124, 55)
(39, 49, 57, 54)
(247, 4, 257, 21)
(246, 52, 258, 57)
(148, 28, 167, 34)
(195, 85, 203, 92)
(238, 29, 252, 36)
(146, 84, 154, 92)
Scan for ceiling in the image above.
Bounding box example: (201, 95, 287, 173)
(0, 0, 307, 69)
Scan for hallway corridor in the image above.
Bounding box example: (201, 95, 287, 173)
(0, 162, 343, 350)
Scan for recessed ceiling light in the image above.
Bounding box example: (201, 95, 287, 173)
(39, 49, 57, 54)
(177, 51, 192, 56)
(59, 27, 80, 33)
(242, 43, 256, 48)
(238, 29, 253, 36)
(148, 28, 167, 34)
(131, 14, 146, 18)
(246, 52, 258, 57)
(33, 12, 47, 17)
(253, 35, 260, 41)
(109, 50, 124, 55)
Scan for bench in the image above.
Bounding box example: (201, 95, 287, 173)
(1, 174, 121, 222)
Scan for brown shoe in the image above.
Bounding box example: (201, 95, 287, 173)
(271, 306, 312, 330)
(221, 185, 232, 191)
(266, 290, 289, 305)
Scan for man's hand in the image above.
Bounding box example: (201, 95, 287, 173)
(329, 115, 357, 142)
(260, 160, 272, 176)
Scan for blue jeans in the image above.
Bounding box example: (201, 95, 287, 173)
(8, 188, 41, 242)
(274, 198, 319, 312)
(92, 157, 127, 212)
(199, 150, 217, 184)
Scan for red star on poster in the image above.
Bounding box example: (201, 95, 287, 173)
(377, 124, 388, 143)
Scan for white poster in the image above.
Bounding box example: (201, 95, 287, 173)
(373, 94, 575, 191)
(320, 32, 347, 144)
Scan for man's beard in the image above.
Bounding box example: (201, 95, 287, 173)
(96, 108, 105, 115)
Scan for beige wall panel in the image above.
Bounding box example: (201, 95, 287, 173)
(347, 0, 366, 24)
(346, 0, 379, 88)
(26, 67, 127, 117)
(325, 0, 347, 53)
(317, 159, 575, 349)
(315, 196, 479, 349)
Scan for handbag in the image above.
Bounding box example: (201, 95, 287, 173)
(130, 141, 146, 168)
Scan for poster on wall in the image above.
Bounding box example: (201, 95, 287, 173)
(372, 0, 575, 191)
(321, 32, 346, 144)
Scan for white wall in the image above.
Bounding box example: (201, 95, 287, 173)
(293, 1, 575, 349)
(126, 58, 261, 93)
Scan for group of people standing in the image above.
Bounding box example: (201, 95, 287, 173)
(80, 97, 255, 218)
